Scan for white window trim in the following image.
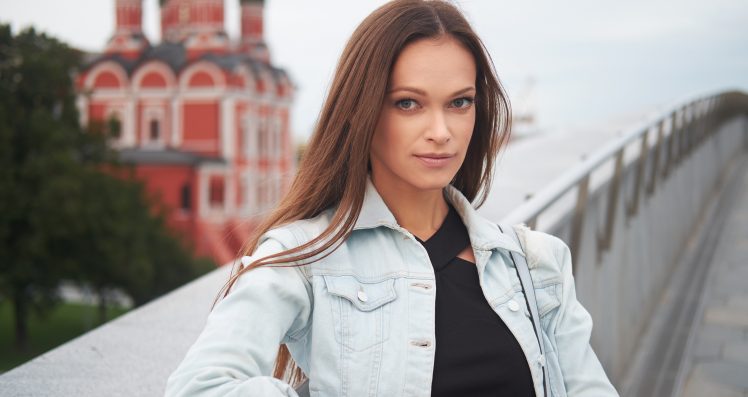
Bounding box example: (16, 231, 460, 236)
(273, 114, 282, 161)
(257, 115, 267, 160)
(84, 61, 129, 94)
(179, 61, 227, 93)
(220, 97, 235, 160)
(199, 166, 229, 220)
(141, 106, 166, 149)
(242, 113, 259, 160)
(104, 107, 126, 148)
(239, 170, 253, 216)
(131, 61, 176, 92)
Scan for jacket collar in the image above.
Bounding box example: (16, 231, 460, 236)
(352, 176, 525, 256)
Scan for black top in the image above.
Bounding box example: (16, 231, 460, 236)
(415, 203, 535, 397)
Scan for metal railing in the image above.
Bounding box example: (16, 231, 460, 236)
(501, 90, 748, 387)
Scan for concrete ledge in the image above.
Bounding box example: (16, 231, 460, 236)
(0, 264, 232, 397)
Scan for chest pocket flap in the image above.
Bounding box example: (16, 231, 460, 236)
(535, 283, 561, 317)
(323, 275, 397, 311)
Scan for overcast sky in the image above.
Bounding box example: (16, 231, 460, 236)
(2, 0, 747, 140)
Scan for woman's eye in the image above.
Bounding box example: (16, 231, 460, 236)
(395, 99, 418, 110)
(451, 97, 474, 109)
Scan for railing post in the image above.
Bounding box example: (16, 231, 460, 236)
(744, 110, 748, 150)
(596, 148, 624, 264)
(626, 130, 649, 222)
(570, 174, 590, 274)
(661, 111, 677, 179)
(646, 120, 665, 197)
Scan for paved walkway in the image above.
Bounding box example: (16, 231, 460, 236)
(677, 161, 748, 397)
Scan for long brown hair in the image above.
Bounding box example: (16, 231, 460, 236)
(214, 0, 512, 387)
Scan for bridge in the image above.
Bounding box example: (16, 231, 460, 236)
(1, 90, 746, 396)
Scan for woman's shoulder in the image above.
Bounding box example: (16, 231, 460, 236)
(512, 223, 573, 281)
(260, 208, 335, 252)
(244, 209, 335, 281)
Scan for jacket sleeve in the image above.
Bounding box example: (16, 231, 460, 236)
(551, 237, 619, 396)
(164, 235, 313, 397)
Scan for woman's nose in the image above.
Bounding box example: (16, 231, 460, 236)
(425, 110, 451, 144)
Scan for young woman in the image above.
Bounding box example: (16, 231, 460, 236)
(166, 1, 618, 396)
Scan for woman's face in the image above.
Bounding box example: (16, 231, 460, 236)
(370, 35, 477, 194)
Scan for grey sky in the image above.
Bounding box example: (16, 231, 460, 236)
(2, 0, 747, 140)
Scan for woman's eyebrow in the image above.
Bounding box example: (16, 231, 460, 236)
(387, 86, 476, 96)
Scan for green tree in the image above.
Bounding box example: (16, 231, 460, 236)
(71, 167, 213, 322)
(0, 25, 90, 352)
(0, 25, 213, 351)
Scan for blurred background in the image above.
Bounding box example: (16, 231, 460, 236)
(5, 0, 748, 139)
(0, 1, 747, 396)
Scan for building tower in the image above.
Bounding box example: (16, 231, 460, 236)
(240, 0, 269, 62)
(106, 0, 149, 58)
(77, 0, 294, 265)
(160, 0, 229, 55)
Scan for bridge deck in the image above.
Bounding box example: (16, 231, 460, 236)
(675, 158, 748, 397)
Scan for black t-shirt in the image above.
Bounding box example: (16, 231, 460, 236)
(415, 203, 535, 397)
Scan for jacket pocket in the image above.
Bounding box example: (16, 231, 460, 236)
(536, 283, 561, 317)
(519, 283, 561, 335)
(323, 274, 398, 351)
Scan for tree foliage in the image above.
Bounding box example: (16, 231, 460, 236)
(0, 25, 214, 351)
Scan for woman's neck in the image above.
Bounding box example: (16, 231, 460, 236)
(370, 174, 449, 241)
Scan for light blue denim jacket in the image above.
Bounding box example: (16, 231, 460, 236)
(166, 178, 619, 396)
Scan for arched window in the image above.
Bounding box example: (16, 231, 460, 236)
(150, 119, 160, 141)
(245, 172, 254, 212)
(209, 176, 225, 208)
(92, 71, 122, 89)
(141, 107, 166, 148)
(180, 184, 192, 212)
(179, 3, 189, 23)
(107, 114, 122, 140)
(258, 117, 267, 158)
(242, 114, 257, 159)
(273, 116, 282, 160)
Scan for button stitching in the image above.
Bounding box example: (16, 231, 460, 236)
(410, 339, 432, 348)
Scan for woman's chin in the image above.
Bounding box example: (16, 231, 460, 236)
(406, 173, 456, 192)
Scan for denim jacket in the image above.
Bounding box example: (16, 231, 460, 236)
(165, 178, 619, 397)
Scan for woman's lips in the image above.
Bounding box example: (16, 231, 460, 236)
(414, 154, 455, 168)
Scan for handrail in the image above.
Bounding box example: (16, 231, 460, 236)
(502, 90, 748, 266)
(503, 90, 717, 227)
(498, 88, 748, 387)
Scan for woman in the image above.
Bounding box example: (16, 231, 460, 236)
(166, 1, 618, 396)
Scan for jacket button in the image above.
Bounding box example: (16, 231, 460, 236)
(508, 300, 520, 312)
(357, 290, 368, 302)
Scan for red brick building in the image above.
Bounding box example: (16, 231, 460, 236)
(76, 0, 294, 265)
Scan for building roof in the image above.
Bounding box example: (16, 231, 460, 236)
(82, 41, 290, 85)
(118, 148, 226, 166)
